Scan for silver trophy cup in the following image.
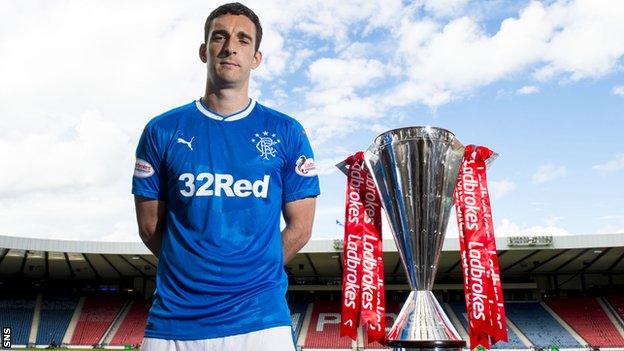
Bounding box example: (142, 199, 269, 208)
(364, 127, 466, 350)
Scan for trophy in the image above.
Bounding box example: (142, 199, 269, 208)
(364, 126, 466, 350)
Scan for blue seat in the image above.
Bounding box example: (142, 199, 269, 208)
(506, 302, 581, 348)
(448, 301, 525, 348)
(36, 296, 79, 345)
(0, 298, 36, 345)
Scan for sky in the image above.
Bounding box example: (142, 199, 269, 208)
(0, 0, 623, 243)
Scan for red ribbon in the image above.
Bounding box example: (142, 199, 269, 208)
(340, 151, 386, 343)
(454, 145, 508, 350)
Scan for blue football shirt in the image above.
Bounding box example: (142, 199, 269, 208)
(132, 99, 320, 340)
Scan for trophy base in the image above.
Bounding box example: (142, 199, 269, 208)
(388, 339, 466, 351)
(386, 291, 466, 349)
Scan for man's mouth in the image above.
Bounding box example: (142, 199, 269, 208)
(220, 61, 239, 67)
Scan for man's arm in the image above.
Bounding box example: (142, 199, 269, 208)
(282, 197, 316, 263)
(134, 196, 166, 258)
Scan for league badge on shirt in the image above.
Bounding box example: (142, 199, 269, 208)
(295, 155, 317, 177)
(134, 158, 154, 178)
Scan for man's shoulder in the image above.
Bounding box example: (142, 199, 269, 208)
(255, 102, 304, 131)
(145, 100, 197, 130)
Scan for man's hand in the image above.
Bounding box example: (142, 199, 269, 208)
(282, 197, 316, 263)
(134, 196, 166, 258)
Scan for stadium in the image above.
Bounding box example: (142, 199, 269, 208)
(1, 232, 623, 350)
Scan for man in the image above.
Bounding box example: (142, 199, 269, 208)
(131, 3, 320, 351)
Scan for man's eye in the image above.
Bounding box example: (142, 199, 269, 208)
(240, 39, 249, 44)
(213, 35, 225, 41)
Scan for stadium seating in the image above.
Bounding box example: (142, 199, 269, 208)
(289, 301, 308, 342)
(448, 301, 525, 348)
(0, 297, 35, 345)
(363, 299, 400, 349)
(109, 300, 150, 346)
(70, 296, 125, 345)
(607, 295, 624, 320)
(304, 300, 353, 348)
(546, 297, 624, 347)
(36, 295, 79, 346)
(505, 302, 581, 347)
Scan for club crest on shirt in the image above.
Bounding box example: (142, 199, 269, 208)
(134, 158, 154, 178)
(251, 131, 280, 160)
(295, 155, 317, 177)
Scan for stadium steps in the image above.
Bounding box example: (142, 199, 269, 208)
(600, 297, 624, 337)
(606, 295, 624, 336)
(100, 298, 131, 345)
(442, 302, 536, 349)
(62, 296, 85, 345)
(448, 301, 526, 349)
(443, 302, 469, 341)
(35, 295, 78, 347)
(539, 301, 586, 346)
(70, 296, 125, 345)
(27, 294, 42, 346)
(545, 297, 624, 347)
(505, 315, 533, 348)
(109, 299, 150, 346)
(296, 303, 313, 350)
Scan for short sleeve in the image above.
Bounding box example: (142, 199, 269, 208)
(132, 124, 166, 200)
(282, 122, 321, 203)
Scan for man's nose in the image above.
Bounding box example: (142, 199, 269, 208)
(221, 37, 236, 56)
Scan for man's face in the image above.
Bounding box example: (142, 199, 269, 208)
(200, 14, 262, 87)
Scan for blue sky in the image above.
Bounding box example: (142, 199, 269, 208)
(0, 0, 623, 241)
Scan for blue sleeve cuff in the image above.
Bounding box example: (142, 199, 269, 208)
(283, 188, 320, 204)
(132, 189, 162, 200)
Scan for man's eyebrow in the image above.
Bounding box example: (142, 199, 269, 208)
(236, 31, 253, 41)
(210, 29, 229, 37)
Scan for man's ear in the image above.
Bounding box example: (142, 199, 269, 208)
(199, 43, 207, 63)
(251, 50, 262, 70)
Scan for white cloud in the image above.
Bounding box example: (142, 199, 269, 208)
(0, 111, 133, 198)
(517, 85, 540, 95)
(389, 1, 624, 107)
(489, 179, 517, 199)
(613, 86, 624, 96)
(423, 0, 469, 19)
(307, 58, 387, 90)
(532, 164, 567, 183)
(496, 218, 570, 237)
(593, 154, 624, 172)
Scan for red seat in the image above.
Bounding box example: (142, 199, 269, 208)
(546, 297, 624, 347)
(109, 300, 150, 346)
(70, 296, 125, 345)
(304, 301, 353, 348)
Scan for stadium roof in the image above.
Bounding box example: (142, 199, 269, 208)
(1, 233, 623, 286)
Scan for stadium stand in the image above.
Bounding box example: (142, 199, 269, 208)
(505, 302, 581, 348)
(448, 301, 525, 348)
(304, 300, 353, 348)
(0, 296, 35, 345)
(363, 299, 401, 349)
(35, 295, 78, 346)
(289, 301, 308, 342)
(109, 299, 150, 346)
(546, 297, 624, 347)
(70, 296, 126, 345)
(607, 295, 624, 321)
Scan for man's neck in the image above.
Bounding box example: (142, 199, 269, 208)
(202, 84, 250, 116)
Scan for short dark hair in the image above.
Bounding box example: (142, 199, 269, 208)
(204, 2, 263, 52)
